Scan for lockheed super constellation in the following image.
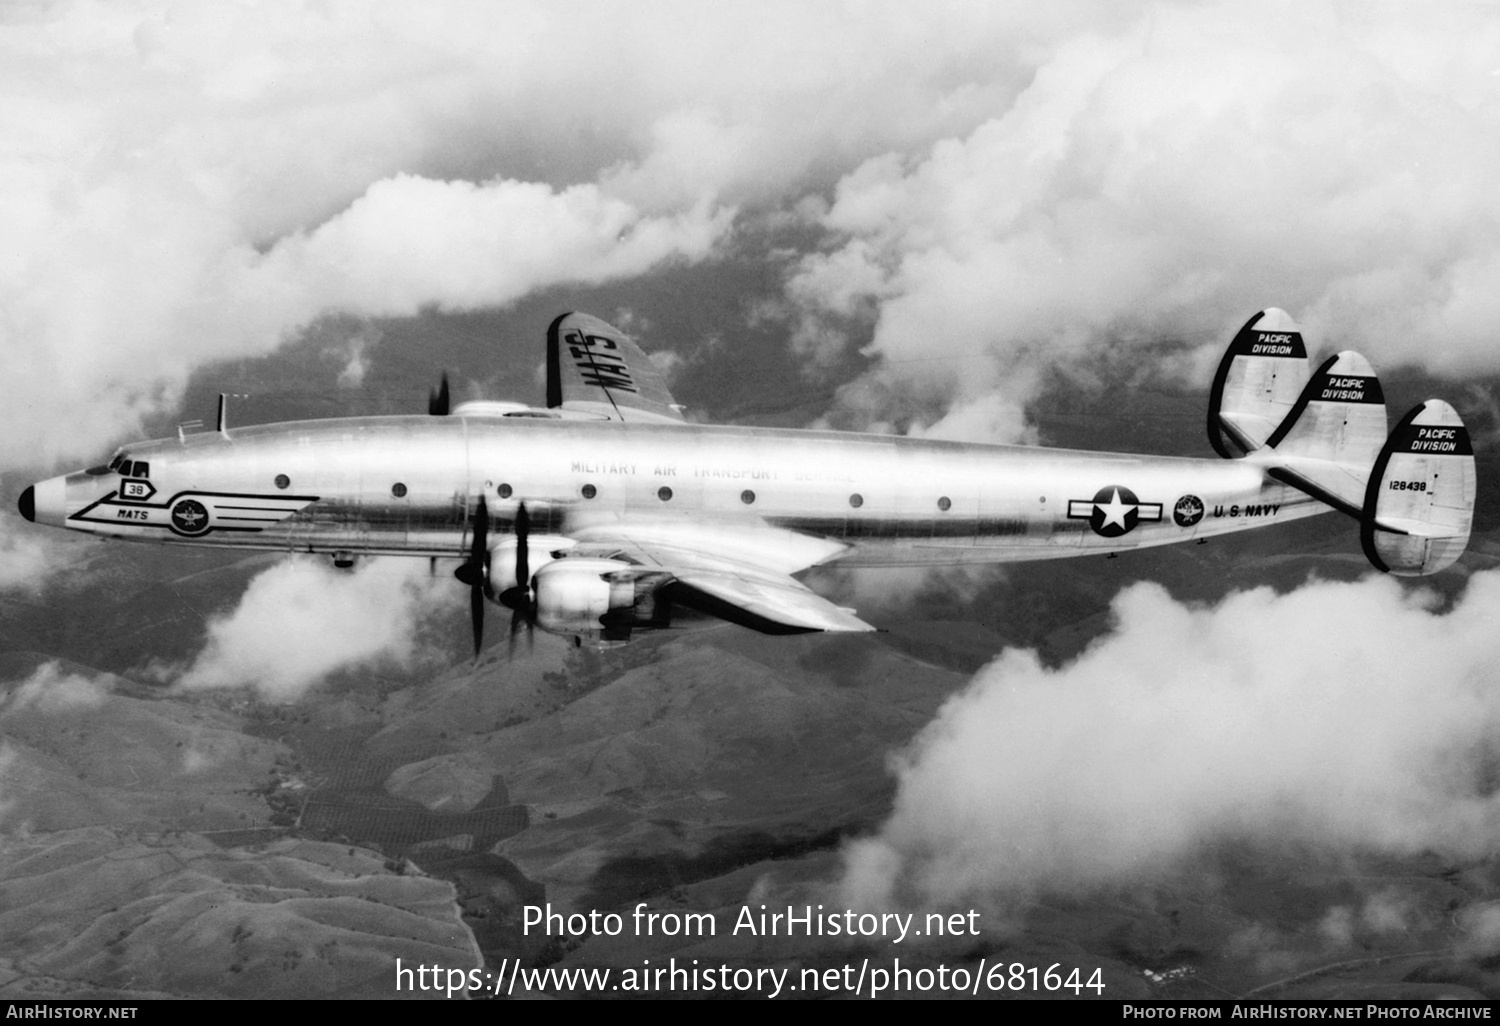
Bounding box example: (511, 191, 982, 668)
(18, 310, 1476, 651)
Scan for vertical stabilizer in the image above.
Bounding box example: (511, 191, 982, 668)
(1256, 351, 1388, 517)
(545, 312, 686, 424)
(1266, 351, 1388, 465)
(1208, 308, 1310, 457)
(1361, 400, 1476, 576)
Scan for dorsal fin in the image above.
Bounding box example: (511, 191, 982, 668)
(545, 312, 685, 424)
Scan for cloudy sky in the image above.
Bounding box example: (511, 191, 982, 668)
(5, 0, 1499, 474)
(4, 0, 1500, 912)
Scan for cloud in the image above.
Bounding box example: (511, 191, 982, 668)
(171, 556, 455, 702)
(842, 570, 1500, 908)
(787, 2, 1500, 440)
(1, 0, 1100, 472)
(1458, 903, 1500, 958)
(7, 1, 1497, 477)
(1, 662, 112, 715)
(0, 514, 83, 594)
(1317, 891, 1413, 951)
(254, 175, 730, 320)
(1, 161, 730, 469)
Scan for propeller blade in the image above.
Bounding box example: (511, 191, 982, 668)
(467, 494, 490, 657)
(428, 373, 451, 416)
(499, 502, 536, 654)
(471, 571, 485, 657)
(509, 603, 524, 659)
(514, 501, 529, 587)
(470, 494, 489, 569)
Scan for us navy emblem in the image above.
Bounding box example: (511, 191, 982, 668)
(1173, 494, 1204, 528)
(1067, 486, 1163, 538)
(170, 498, 210, 536)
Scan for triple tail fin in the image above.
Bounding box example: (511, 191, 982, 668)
(1361, 400, 1476, 576)
(1260, 350, 1388, 517)
(1208, 309, 1476, 575)
(1207, 308, 1310, 457)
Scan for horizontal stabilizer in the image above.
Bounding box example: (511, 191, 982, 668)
(1361, 400, 1476, 576)
(1264, 457, 1367, 519)
(1209, 308, 1310, 457)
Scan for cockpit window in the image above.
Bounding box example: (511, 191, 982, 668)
(89, 453, 125, 476)
(113, 459, 150, 478)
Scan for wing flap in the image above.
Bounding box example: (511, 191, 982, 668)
(546, 312, 685, 424)
(668, 567, 876, 634)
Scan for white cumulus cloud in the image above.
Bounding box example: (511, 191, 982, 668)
(843, 570, 1500, 907)
(789, 2, 1500, 440)
(1, 0, 1094, 471)
(172, 556, 455, 701)
(0, 514, 84, 594)
(1, 661, 113, 715)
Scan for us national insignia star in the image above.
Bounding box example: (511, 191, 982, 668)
(1067, 485, 1163, 538)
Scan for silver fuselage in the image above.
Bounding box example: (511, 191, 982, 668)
(28, 414, 1322, 567)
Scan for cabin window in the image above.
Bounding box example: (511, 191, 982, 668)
(937, 496, 951, 511)
(581, 484, 597, 499)
(849, 493, 863, 508)
(741, 490, 755, 505)
(274, 474, 290, 490)
(498, 483, 513, 499)
(134, 462, 150, 479)
(658, 486, 673, 502)
(391, 482, 407, 498)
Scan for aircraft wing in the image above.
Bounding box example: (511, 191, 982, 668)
(567, 525, 876, 634)
(546, 312, 686, 424)
(668, 563, 874, 633)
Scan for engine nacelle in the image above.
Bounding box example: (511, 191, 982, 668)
(530, 558, 668, 640)
(488, 534, 571, 593)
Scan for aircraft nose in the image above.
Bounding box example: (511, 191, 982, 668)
(22, 476, 68, 527)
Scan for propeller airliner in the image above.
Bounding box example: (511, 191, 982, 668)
(17, 310, 1477, 652)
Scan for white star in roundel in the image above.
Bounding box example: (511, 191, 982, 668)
(1096, 488, 1132, 532)
(1066, 484, 1162, 538)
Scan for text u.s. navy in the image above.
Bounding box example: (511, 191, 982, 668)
(17, 309, 1477, 651)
